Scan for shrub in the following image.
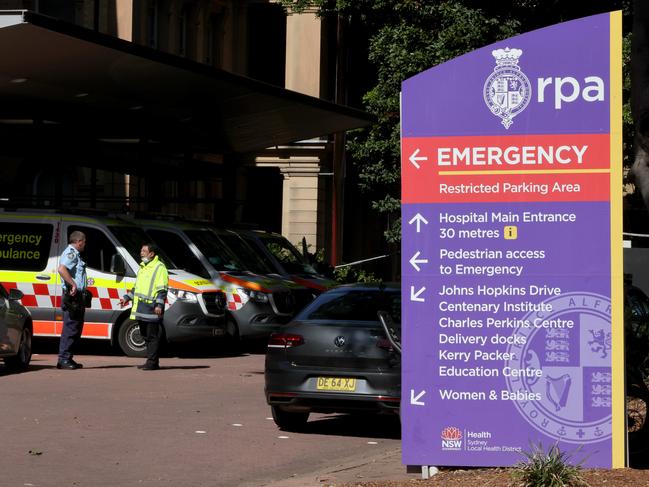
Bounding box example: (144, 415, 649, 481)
(510, 442, 589, 487)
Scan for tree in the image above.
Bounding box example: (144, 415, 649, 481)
(281, 1, 632, 244)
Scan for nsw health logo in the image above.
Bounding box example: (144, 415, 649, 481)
(441, 426, 463, 450)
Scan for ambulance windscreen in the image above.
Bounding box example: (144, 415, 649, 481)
(108, 226, 175, 268)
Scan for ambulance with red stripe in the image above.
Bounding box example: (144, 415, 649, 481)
(0, 210, 226, 356)
(224, 228, 336, 294)
(136, 218, 316, 343)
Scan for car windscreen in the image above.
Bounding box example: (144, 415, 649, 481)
(184, 230, 244, 272)
(107, 225, 175, 268)
(217, 232, 273, 275)
(297, 288, 401, 322)
(259, 235, 317, 275)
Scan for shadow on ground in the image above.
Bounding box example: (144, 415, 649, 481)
(297, 413, 401, 440)
(31, 336, 269, 360)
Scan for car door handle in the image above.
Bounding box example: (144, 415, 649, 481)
(36, 274, 51, 281)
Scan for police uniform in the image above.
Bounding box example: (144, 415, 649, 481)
(58, 244, 87, 364)
(122, 255, 168, 368)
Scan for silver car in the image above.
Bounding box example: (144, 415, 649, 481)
(265, 283, 401, 431)
(0, 283, 32, 371)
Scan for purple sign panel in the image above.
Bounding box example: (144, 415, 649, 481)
(401, 13, 622, 468)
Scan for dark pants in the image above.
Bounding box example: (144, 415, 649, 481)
(139, 321, 162, 365)
(58, 308, 85, 361)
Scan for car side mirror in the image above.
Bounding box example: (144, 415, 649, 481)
(110, 254, 126, 275)
(8, 288, 23, 301)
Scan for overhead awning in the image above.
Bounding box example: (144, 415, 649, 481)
(0, 10, 373, 154)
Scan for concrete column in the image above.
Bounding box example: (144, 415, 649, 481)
(257, 154, 323, 251)
(285, 11, 321, 97)
(115, 0, 133, 41)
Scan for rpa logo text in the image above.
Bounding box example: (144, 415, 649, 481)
(484, 47, 605, 129)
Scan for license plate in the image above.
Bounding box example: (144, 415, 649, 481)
(316, 377, 356, 392)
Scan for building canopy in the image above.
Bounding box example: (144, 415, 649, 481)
(0, 10, 372, 155)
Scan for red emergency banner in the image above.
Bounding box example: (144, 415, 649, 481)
(402, 133, 610, 203)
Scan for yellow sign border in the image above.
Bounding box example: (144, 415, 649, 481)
(609, 9, 624, 469)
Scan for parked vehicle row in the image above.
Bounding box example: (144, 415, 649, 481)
(0, 209, 335, 359)
(137, 218, 320, 344)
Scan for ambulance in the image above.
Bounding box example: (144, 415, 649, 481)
(0, 210, 226, 357)
(136, 218, 316, 343)
(228, 228, 336, 293)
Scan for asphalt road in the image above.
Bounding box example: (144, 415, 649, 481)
(0, 340, 417, 487)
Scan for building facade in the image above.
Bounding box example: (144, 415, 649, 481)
(0, 0, 385, 272)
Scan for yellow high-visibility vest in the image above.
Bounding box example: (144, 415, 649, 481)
(129, 255, 168, 321)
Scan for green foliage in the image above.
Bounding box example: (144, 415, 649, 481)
(333, 264, 378, 284)
(625, 288, 649, 377)
(510, 442, 589, 487)
(623, 32, 634, 174)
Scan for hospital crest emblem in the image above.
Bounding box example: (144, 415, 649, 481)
(483, 47, 531, 129)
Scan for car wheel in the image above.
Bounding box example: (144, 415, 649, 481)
(271, 405, 309, 431)
(4, 327, 32, 372)
(117, 320, 147, 357)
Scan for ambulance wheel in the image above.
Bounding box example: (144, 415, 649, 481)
(117, 320, 147, 357)
(4, 327, 32, 372)
(225, 317, 242, 354)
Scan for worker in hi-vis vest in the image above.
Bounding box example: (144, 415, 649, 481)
(120, 243, 169, 370)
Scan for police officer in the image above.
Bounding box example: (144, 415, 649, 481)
(57, 231, 87, 370)
(120, 243, 168, 370)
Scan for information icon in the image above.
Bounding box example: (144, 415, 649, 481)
(504, 225, 518, 239)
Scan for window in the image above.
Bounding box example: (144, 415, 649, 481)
(178, 4, 195, 58)
(145, 229, 210, 279)
(68, 225, 117, 274)
(299, 289, 401, 323)
(0, 223, 53, 271)
(184, 230, 243, 272)
(217, 232, 272, 275)
(247, 3, 286, 86)
(146, 0, 159, 49)
(205, 13, 224, 66)
(260, 235, 317, 275)
(240, 235, 277, 273)
(107, 225, 173, 266)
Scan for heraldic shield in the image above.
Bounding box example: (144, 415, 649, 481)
(483, 47, 532, 129)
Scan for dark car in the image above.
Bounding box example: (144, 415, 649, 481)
(265, 282, 401, 430)
(0, 283, 32, 371)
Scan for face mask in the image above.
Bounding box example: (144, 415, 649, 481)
(141, 257, 150, 264)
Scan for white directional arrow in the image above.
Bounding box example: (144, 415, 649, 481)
(410, 285, 426, 302)
(409, 148, 428, 169)
(409, 251, 428, 272)
(410, 389, 426, 406)
(408, 213, 429, 233)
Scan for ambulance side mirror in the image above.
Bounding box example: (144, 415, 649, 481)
(110, 254, 126, 275)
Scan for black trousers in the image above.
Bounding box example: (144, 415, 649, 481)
(58, 308, 85, 361)
(139, 321, 162, 365)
